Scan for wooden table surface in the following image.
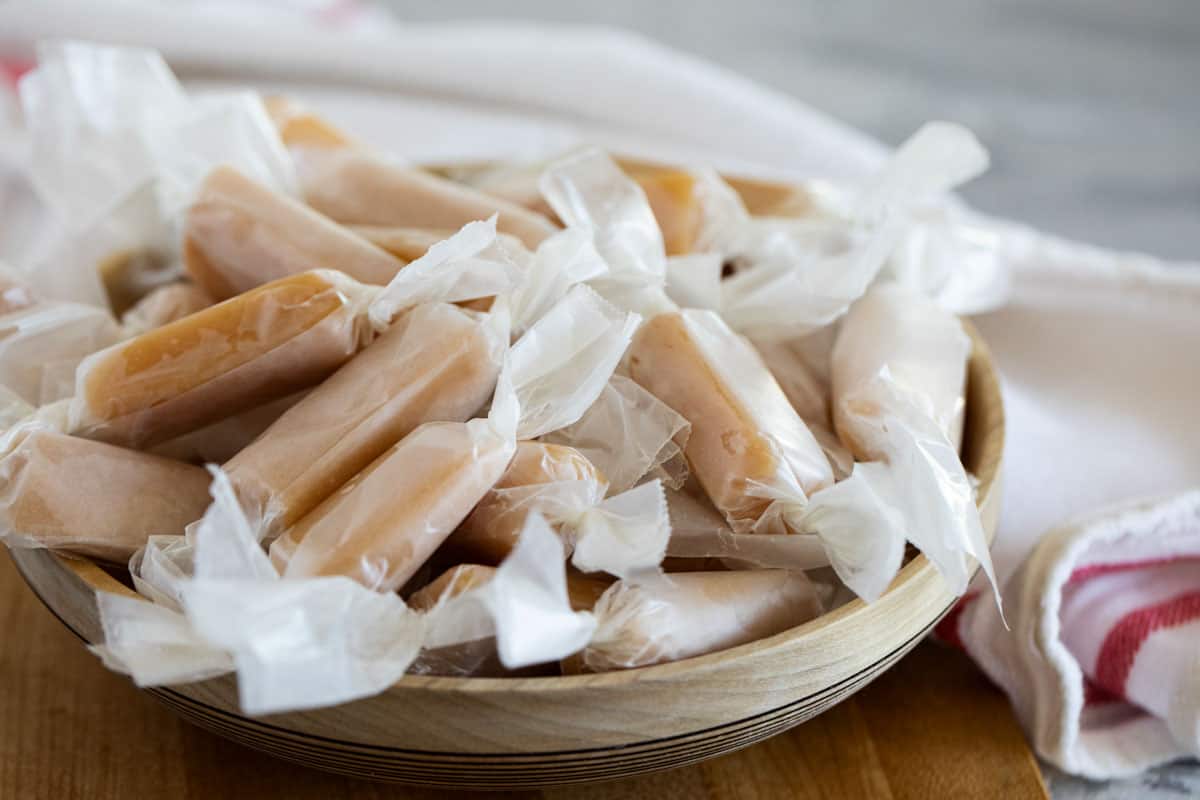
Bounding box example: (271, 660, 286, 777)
(0, 551, 1047, 799)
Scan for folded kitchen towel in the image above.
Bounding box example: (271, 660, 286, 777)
(0, 0, 1196, 778)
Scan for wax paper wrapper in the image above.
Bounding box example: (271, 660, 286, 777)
(19, 40, 296, 307)
(543, 375, 691, 495)
(798, 282, 1000, 605)
(571, 569, 824, 672)
(96, 467, 595, 712)
(708, 122, 992, 341)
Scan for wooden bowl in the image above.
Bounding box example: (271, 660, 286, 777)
(8, 316, 1003, 789)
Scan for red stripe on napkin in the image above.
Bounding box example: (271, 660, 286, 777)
(0, 59, 33, 88)
(1068, 555, 1200, 585)
(1093, 590, 1200, 699)
(933, 591, 978, 650)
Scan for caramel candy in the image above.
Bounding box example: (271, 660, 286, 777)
(71, 270, 369, 449)
(121, 283, 213, 333)
(627, 310, 833, 533)
(183, 166, 403, 300)
(442, 441, 607, 565)
(295, 148, 558, 250)
(150, 392, 304, 465)
(225, 302, 501, 531)
(262, 96, 354, 149)
(569, 570, 823, 672)
(0, 430, 212, 563)
(271, 420, 514, 592)
(620, 163, 704, 256)
(408, 564, 497, 611)
(832, 283, 969, 457)
(349, 226, 455, 263)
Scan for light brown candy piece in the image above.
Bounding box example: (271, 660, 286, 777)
(349, 226, 455, 263)
(566, 570, 823, 672)
(120, 283, 213, 333)
(441, 441, 607, 565)
(271, 420, 514, 593)
(0, 430, 212, 563)
(183, 166, 403, 300)
(71, 270, 369, 449)
(831, 283, 969, 457)
(150, 392, 305, 465)
(225, 302, 501, 531)
(619, 163, 704, 256)
(262, 96, 355, 149)
(627, 310, 833, 533)
(295, 148, 558, 250)
(408, 564, 497, 611)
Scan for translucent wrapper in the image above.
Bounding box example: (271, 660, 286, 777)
(291, 145, 558, 249)
(0, 429, 211, 562)
(96, 469, 423, 714)
(350, 225, 525, 266)
(664, 489, 830, 572)
(0, 262, 39, 315)
(627, 309, 833, 534)
(420, 512, 597, 670)
(569, 570, 824, 672)
(539, 149, 674, 318)
(444, 439, 671, 580)
(543, 375, 691, 495)
(183, 166, 404, 300)
(0, 300, 122, 405)
(19, 42, 296, 298)
(754, 328, 855, 479)
(227, 301, 507, 534)
(408, 563, 612, 676)
(120, 283, 212, 335)
(270, 284, 638, 593)
(150, 392, 305, 465)
(801, 282, 999, 604)
(68, 269, 373, 448)
(710, 123, 990, 341)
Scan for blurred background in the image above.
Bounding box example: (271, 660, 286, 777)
(393, 0, 1200, 261)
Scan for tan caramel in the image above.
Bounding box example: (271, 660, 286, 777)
(0, 430, 212, 563)
(183, 166, 403, 299)
(73, 270, 367, 449)
(627, 313, 782, 528)
(569, 570, 822, 672)
(442, 441, 606, 565)
(225, 303, 500, 531)
(296, 149, 558, 250)
(271, 421, 513, 592)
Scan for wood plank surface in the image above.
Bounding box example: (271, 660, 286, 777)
(0, 551, 1046, 799)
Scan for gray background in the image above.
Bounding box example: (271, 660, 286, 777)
(392, 1, 1200, 796)
(394, 0, 1200, 262)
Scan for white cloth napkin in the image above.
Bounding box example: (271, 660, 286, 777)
(0, 0, 1197, 779)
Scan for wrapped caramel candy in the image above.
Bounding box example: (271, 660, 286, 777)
(69, 269, 372, 449)
(627, 309, 833, 534)
(832, 283, 968, 455)
(184, 166, 404, 300)
(227, 301, 505, 532)
(442, 441, 607, 565)
(567, 570, 823, 672)
(151, 392, 305, 465)
(0, 429, 211, 562)
(295, 148, 558, 250)
(272, 284, 638, 592)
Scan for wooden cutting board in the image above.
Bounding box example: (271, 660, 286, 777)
(0, 551, 1047, 799)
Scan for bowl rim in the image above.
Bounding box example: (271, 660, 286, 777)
(49, 317, 1004, 695)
